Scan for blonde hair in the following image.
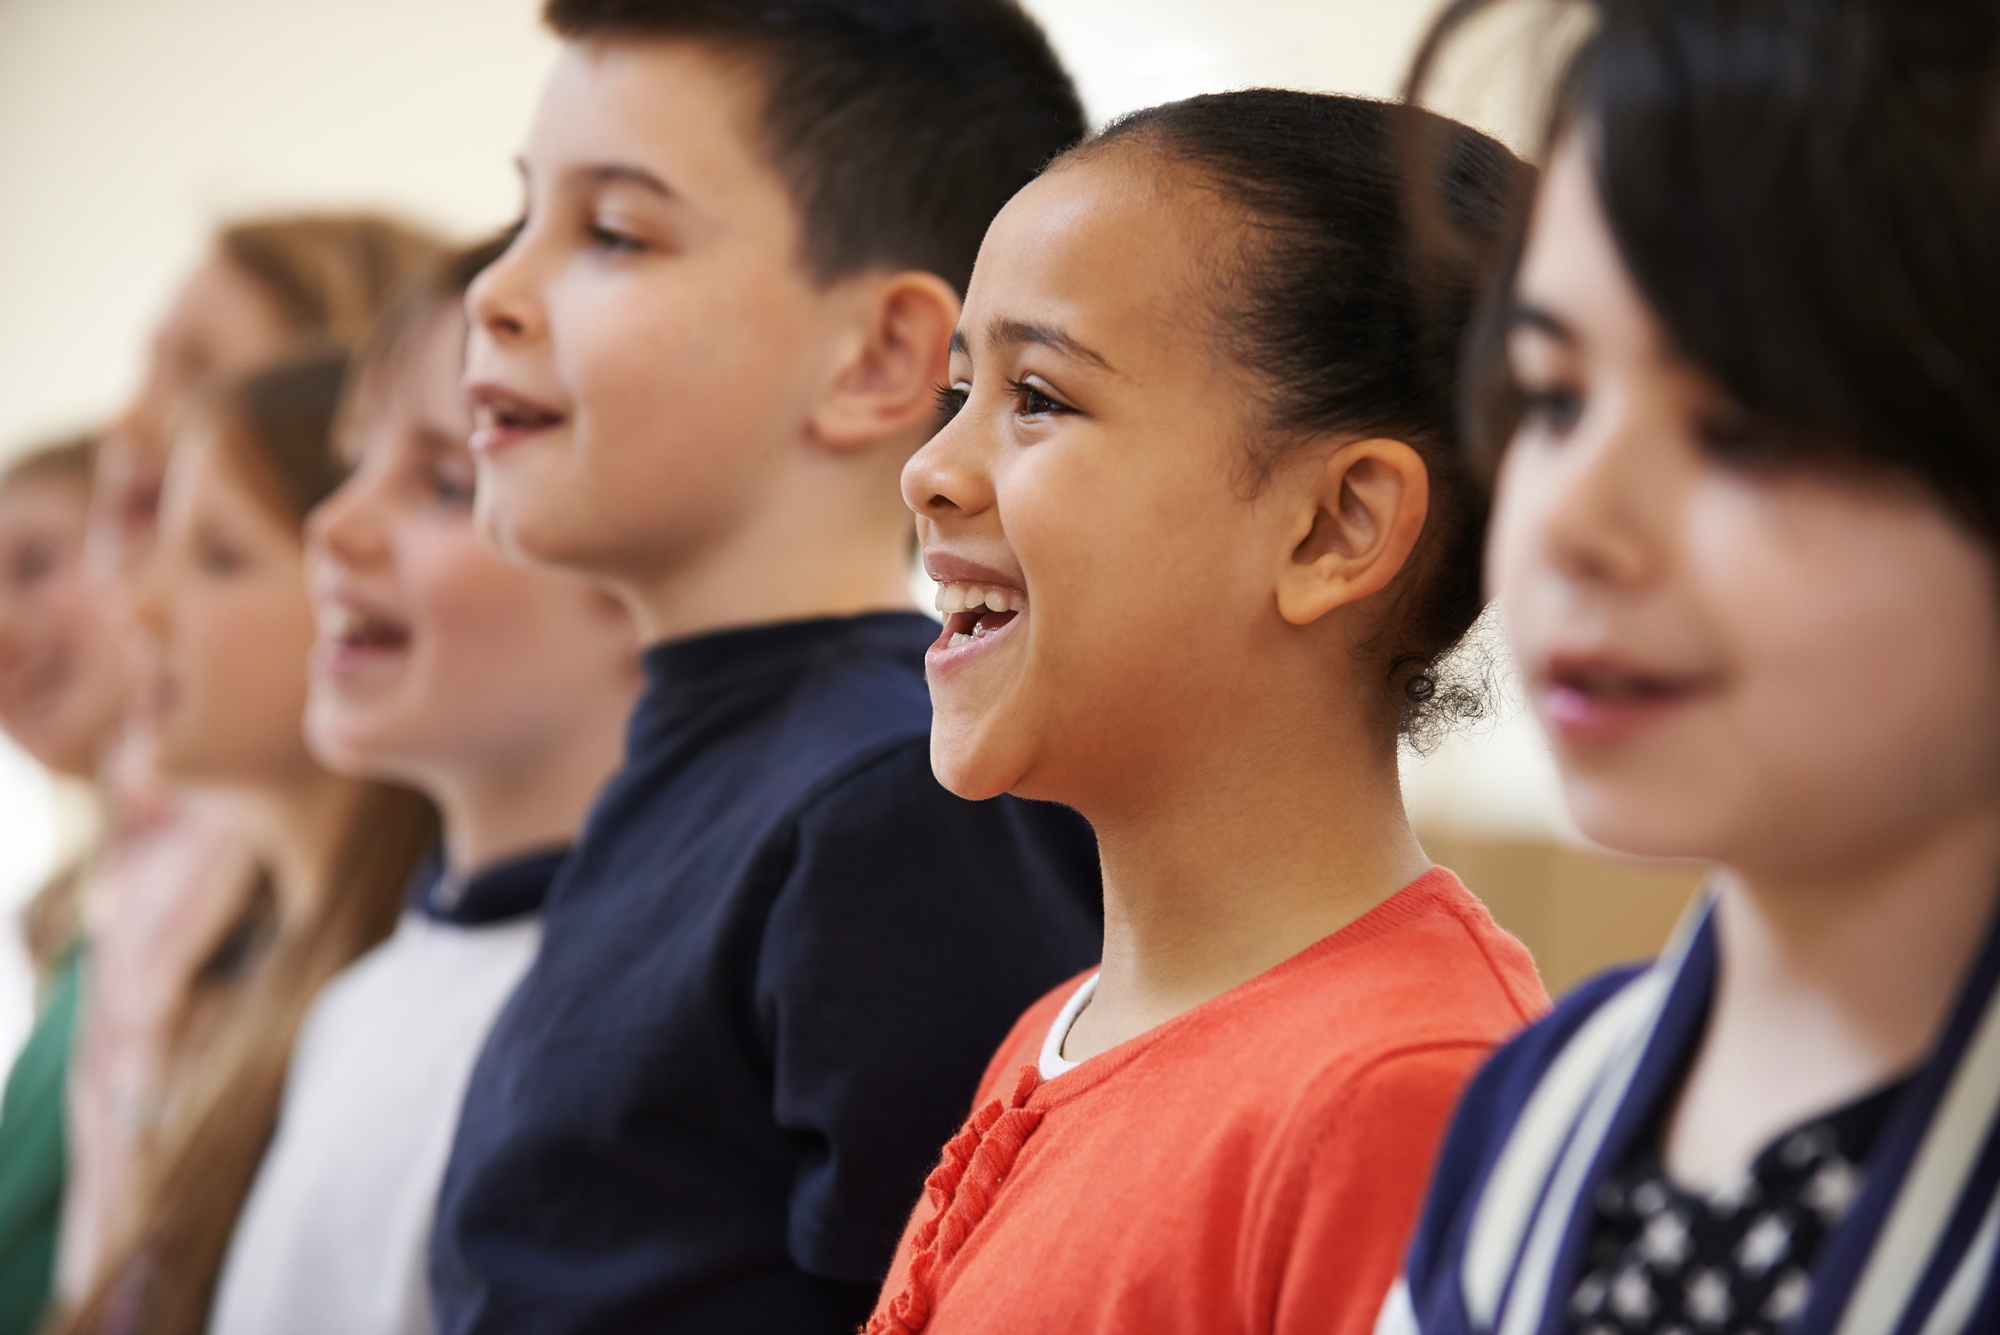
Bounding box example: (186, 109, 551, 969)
(216, 214, 445, 348)
(60, 359, 439, 1335)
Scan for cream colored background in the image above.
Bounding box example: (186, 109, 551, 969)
(0, 0, 1572, 1062)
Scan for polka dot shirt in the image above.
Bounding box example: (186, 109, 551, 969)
(1568, 1078, 1907, 1335)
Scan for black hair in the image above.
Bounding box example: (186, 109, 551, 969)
(1066, 91, 1525, 744)
(1411, 0, 2000, 543)
(543, 0, 1086, 295)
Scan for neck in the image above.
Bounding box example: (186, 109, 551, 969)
(430, 727, 628, 875)
(1063, 699, 1430, 1063)
(1665, 800, 2000, 1186)
(235, 770, 367, 930)
(622, 446, 918, 645)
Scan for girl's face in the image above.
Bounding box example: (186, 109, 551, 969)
(135, 421, 320, 788)
(903, 155, 1349, 805)
(1490, 136, 2000, 874)
(304, 307, 639, 792)
(0, 475, 130, 776)
(92, 255, 293, 586)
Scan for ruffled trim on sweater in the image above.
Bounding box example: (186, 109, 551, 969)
(867, 1065, 1044, 1334)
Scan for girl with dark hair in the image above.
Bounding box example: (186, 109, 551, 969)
(865, 90, 1548, 1335)
(1385, 3, 2000, 1334)
(59, 355, 438, 1335)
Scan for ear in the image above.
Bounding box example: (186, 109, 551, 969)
(807, 271, 961, 454)
(1274, 438, 1430, 627)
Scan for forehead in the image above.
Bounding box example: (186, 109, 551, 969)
(527, 37, 792, 215)
(1515, 138, 1662, 360)
(964, 153, 1218, 367)
(0, 476, 87, 531)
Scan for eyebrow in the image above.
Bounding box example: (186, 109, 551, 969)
(951, 318, 1117, 374)
(582, 162, 676, 198)
(516, 155, 678, 201)
(1505, 301, 1576, 345)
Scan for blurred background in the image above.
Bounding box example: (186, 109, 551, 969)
(0, 0, 1697, 1068)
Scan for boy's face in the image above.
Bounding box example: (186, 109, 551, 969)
(466, 38, 843, 593)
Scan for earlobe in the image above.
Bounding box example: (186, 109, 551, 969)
(809, 272, 961, 453)
(1275, 438, 1430, 627)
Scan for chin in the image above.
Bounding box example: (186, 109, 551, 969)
(928, 723, 1029, 803)
(1561, 775, 1720, 863)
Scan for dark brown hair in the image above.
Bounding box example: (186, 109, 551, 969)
(63, 354, 439, 1335)
(541, 0, 1085, 294)
(1409, 0, 2000, 542)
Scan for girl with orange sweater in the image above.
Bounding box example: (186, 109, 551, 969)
(866, 90, 1549, 1335)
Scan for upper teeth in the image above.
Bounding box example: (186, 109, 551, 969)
(318, 605, 365, 640)
(934, 582, 1026, 616)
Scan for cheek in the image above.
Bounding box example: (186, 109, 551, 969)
(1695, 488, 2000, 817)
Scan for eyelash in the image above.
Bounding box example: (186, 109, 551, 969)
(1515, 384, 1583, 435)
(588, 223, 645, 254)
(931, 379, 1072, 427)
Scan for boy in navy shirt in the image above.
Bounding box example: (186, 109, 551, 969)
(433, 3, 1100, 1332)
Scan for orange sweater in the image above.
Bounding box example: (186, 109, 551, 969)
(866, 867, 1548, 1335)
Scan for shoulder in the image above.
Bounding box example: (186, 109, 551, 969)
(1257, 869, 1551, 1071)
(1402, 965, 1647, 1300)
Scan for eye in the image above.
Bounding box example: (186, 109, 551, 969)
(587, 221, 646, 254)
(428, 460, 477, 507)
(1514, 382, 1583, 438)
(1006, 379, 1071, 419)
(13, 539, 58, 587)
(1694, 400, 1772, 467)
(933, 382, 969, 429)
(195, 531, 246, 576)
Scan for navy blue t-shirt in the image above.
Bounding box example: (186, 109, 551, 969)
(430, 614, 1102, 1334)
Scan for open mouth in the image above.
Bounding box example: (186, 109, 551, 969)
(933, 581, 1025, 650)
(1540, 656, 1716, 740)
(318, 603, 411, 656)
(469, 385, 566, 453)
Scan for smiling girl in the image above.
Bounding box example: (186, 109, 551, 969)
(865, 91, 1549, 1335)
(204, 240, 640, 1335)
(1385, 3, 2000, 1334)
(61, 354, 437, 1335)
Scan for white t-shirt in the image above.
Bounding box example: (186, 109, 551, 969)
(207, 905, 541, 1335)
(1037, 972, 1099, 1079)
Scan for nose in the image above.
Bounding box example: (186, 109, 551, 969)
(127, 548, 171, 654)
(467, 226, 545, 348)
(305, 466, 390, 572)
(1535, 393, 1671, 590)
(901, 410, 994, 524)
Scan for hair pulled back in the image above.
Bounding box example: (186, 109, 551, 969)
(1065, 90, 1526, 744)
(1411, 0, 2000, 544)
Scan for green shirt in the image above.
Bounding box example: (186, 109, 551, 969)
(0, 947, 81, 1335)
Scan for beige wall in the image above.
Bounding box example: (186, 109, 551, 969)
(0, 0, 1532, 458)
(0, 0, 1606, 1063)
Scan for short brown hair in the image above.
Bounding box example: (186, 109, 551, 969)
(543, 0, 1085, 294)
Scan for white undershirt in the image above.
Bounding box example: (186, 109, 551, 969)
(1038, 973, 1100, 1079)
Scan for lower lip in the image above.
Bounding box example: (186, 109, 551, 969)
(314, 639, 410, 678)
(925, 612, 1022, 673)
(469, 421, 561, 456)
(1537, 683, 1704, 748)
